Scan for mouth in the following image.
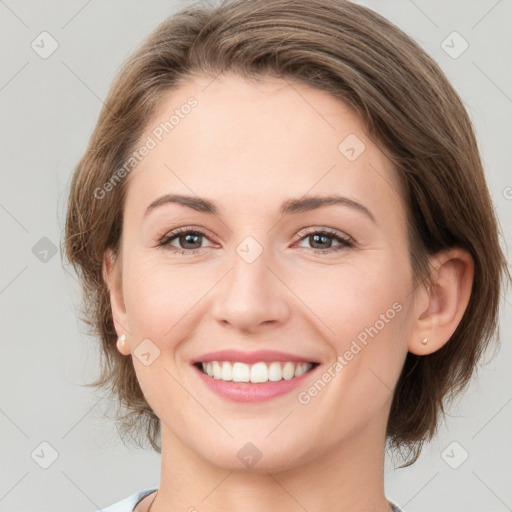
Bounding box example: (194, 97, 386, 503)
(193, 360, 321, 384)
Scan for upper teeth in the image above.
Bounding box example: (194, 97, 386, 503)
(201, 361, 314, 383)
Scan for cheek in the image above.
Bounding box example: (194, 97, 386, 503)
(122, 255, 214, 340)
(297, 256, 410, 393)
(294, 258, 406, 335)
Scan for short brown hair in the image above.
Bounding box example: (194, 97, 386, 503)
(63, 0, 510, 466)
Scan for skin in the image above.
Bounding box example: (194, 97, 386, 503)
(103, 73, 474, 512)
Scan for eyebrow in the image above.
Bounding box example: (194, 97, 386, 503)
(144, 193, 376, 222)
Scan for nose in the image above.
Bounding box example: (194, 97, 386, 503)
(210, 244, 291, 335)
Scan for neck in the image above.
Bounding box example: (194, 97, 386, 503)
(150, 405, 393, 512)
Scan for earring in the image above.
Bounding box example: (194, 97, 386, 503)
(118, 334, 126, 346)
(421, 337, 428, 345)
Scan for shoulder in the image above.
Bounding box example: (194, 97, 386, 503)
(96, 489, 158, 512)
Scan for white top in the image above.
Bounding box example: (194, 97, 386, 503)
(98, 489, 403, 512)
(97, 489, 158, 512)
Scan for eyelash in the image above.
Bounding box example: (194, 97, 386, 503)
(157, 226, 355, 256)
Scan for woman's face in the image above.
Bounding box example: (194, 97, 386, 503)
(108, 73, 418, 471)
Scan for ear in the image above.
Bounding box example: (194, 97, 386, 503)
(408, 248, 474, 356)
(102, 248, 130, 355)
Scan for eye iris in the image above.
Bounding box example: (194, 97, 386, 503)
(310, 233, 332, 249)
(180, 233, 202, 249)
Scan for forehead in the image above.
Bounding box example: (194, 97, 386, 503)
(124, 73, 404, 221)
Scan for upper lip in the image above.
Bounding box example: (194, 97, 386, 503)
(191, 349, 320, 365)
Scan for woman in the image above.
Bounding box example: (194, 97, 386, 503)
(63, 0, 509, 511)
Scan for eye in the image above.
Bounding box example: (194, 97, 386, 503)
(294, 228, 354, 254)
(157, 227, 215, 255)
(157, 226, 355, 256)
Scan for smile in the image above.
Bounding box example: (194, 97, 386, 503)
(196, 361, 319, 383)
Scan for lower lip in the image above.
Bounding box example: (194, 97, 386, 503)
(192, 364, 320, 402)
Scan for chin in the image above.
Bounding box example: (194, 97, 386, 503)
(199, 439, 312, 474)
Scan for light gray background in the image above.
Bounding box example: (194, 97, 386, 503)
(0, 0, 511, 511)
